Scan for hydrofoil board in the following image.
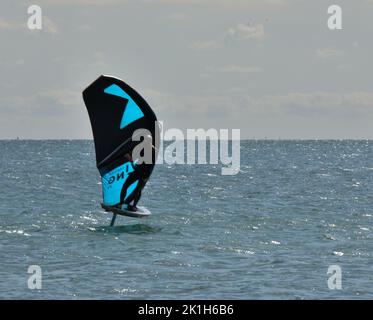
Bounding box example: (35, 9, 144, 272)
(101, 203, 151, 218)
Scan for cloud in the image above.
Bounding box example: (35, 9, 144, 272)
(78, 24, 91, 31)
(0, 18, 16, 30)
(146, 90, 373, 122)
(191, 22, 264, 51)
(0, 58, 25, 68)
(1, 90, 81, 117)
(168, 12, 189, 20)
(219, 65, 262, 73)
(245, 91, 373, 118)
(191, 40, 220, 50)
(31, 0, 290, 5)
(226, 23, 265, 40)
(35, 0, 125, 5)
(143, 0, 288, 5)
(38, 90, 81, 107)
(0, 88, 89, 139)
(43, 17, 59, 34)
(3, 88, 372, 139)
(0, 18, 27, 31)
(143, 89, 242, 119)
(0, 17, 58, 34)
(316, 48, 344, 58)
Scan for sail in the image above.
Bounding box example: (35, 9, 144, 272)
(83, 75, 159, 206)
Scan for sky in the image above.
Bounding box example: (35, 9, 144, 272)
(0, 0, 373, 139)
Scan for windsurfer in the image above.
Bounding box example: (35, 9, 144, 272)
(116, 139, 155, 212)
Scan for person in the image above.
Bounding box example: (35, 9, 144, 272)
(119, 152, 142, 212)
(116, 137, 156, 212)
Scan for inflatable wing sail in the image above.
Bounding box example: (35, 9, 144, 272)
(83, 75, 159, 206)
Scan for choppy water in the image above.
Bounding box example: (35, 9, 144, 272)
(0, 140, 372, 299)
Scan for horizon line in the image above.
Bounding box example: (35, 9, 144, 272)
(1, 138, 372, 141)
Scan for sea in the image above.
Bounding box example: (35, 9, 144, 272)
(0, 140, 372, 299)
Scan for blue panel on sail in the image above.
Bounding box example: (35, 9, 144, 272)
(101, 161, 135, 206)
(104, 84, 144, 129)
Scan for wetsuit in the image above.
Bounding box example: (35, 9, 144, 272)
(118, 137, 156, 209)
(119, 159, 153, 207)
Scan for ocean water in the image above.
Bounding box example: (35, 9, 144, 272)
(0, 140, 372, 300)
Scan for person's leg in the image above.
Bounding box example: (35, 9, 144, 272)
(120, 173, 138, 205)
(124, 179, 145, 211)
(133, 177, 147, 206)
(133, 189, 142, 207)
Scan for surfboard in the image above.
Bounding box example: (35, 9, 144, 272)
(101, 203, 151, 218)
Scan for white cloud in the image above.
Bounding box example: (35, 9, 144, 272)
(144, 89, 373, 121)
(0, 17, 58, 34)
(143, 0, 288, 5)
(35, 0, 125, 5)
(43, 17, 59, 34)
(78, 24, 92, 31)
(199, 72, 213, 78)
(219, 65, 262, 73)
(0, 18, 27, 31)
(191, 22, 265, 51)
(191, 40, 220, 50)
(0, 18, 15, 30)
(39, 90, 81, 106)
(39, 0, 290, 6)
(3, 88, 372, 139)
(316, 48, 344, 58)
(245, 91, 373, 118)
(31, 0, 290, 5)
(0, 58, 25, 67)
(168, 12, 189, 20)
(227, 23, 265, 40)
(143, 89, 241, 118)
(1, 90, 81, 116)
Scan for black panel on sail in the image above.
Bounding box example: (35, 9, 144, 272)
(83, 75, 159, 206)
(83, 75, 158, 169)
